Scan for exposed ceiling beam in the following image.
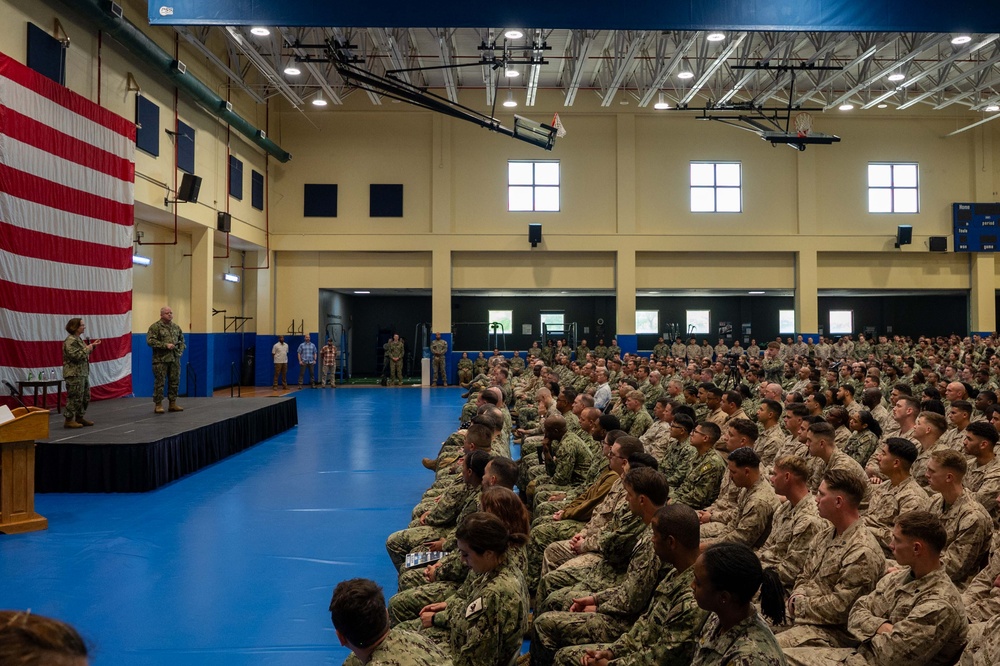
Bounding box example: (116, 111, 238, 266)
(176, 27, 266, 104)
(859, 33, 998, 109)
(224, 26, 305, 107)
(600, 31, 649, 107)
(678, 32, 748, 106)
(561, 30, 596, 106)
(433, 28, 459, 102)
(637, 32, 697, 107)
(896, 45, 1000, 110)
(792, 34, 900, 106)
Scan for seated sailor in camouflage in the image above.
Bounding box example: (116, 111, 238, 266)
(456, 352, 474, 387)
(146, 306, 185, 413)
(330, 577, 451, 666)
(689, 542, 788, 666)
(415, 513, 529, 666)
(62, 317, 101, 428)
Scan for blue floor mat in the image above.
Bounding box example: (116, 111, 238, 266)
(0, 387, 463, 666)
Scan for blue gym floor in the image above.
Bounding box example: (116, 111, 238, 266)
(1, 387, 461, 665)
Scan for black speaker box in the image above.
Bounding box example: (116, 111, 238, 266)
(929, 236, 947, 252)
(177, 173, 202, 203)
(217, 211, 232, 233)
(896, 225, 912, 246)
(528, 223, 542, 246)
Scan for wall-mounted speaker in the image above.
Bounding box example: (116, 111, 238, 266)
(217, 211, 232, 233)
(528, 223, 542, 248)
(895, 224, 912, 248)
(177, 173, 202, 203)
(929, 236, 947, 252)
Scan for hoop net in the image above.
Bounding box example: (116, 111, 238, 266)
(794, 112, 813, 137)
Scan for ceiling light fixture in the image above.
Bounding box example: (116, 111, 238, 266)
(311, 94, 327, 107)
(503, 90, 517, 108)
(951, 35, 972, 45)
(986, 104, 1000, 112)
(353, 290, 370, 294)
(887, 72, 905, 82)
(839, 103, 854, 111)
(504, 30, 523, 40)
(748, 290, 765, 294)
(283, 63, 301, 76)
(505, 66, 519, 78)
(706, 32, 726, 42)
(250, 27, 270, 37)
(677, 71, 694, 80)
(654, 93, 669, 110)
(877, 104, 888, 109)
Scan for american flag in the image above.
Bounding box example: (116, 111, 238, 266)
(0, 52, 134, 405)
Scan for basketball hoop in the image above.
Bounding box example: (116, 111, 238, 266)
(794, 112, 813, 137)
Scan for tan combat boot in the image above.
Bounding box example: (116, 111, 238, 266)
(154, 403, 165, 414)
(168, 401, 184, 412)
(64, 417, 82, 429)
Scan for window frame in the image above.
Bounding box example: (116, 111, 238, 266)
(540, 312, 565, 336)
(867, 162, 919, 214)
(635, 310, 659, 335)
(829, 310, 854, 335)
(507, 160, 560, 212)
(686, 310, 711, 335)
(488, 310, 514, 336)
(689, 161, 742, 213)
(778, 309, 796, 335)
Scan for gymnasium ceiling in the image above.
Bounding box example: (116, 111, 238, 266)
(174, 26, 1000, 122)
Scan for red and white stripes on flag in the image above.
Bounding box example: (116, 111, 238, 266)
(0, 52, 135, 404)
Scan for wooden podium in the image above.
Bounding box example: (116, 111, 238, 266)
(0, 406, 49, 533)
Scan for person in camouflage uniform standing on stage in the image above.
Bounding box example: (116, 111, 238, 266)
(387, 334, 405, 386)
(62, 317, 101, 429)
(146, 306, 185, 414)
(430, 333, 449, 386)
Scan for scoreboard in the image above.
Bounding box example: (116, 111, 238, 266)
(954, 203, 1000, 252)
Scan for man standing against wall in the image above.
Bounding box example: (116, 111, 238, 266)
(146, 306, 185, 414)
(430, 332, 448, 386)
(387, 333, 405, 386)
(297, 333, 317, 388)
(272, 335, 289, 390)
(321, 337, 338, 388)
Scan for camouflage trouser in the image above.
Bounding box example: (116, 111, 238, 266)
(152, 360, 180, 403)
(389, 359, 403, 384)
(385, 525, 448, 570)
(432, 356, 446, 385)
(64, 376, 90, 420)
(395, 618, 449, 646)
(782, 647, 860, 666)
(776, 625, 855, 650)
(388, 580, 459, 625)
(700, 521, 727, 539)
(532, 611, 627, 666)
(525, 519, 583, 593)
(459, 401, 478, 424)
(458, 368, 473, 385)
(554, 643, 608, 666)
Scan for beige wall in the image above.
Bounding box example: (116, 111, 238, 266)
(4, 2, 1000, 335)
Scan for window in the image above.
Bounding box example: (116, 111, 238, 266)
(251, 170, 264, 210)
(508, 160, 559, 212)
(690, 162, 741, 213)
(229, 155, 243, 200)
(829, 310, 854, 335)
(686, 310, 710, 335)
(488, 310, 513, 335)
(540, 312, 564, 336)
(868, 163, 918, 213)
(779, 310, 795, 335)
(636, 310, 659, 335)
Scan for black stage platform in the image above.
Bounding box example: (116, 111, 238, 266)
(33, 397, 298, 493)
